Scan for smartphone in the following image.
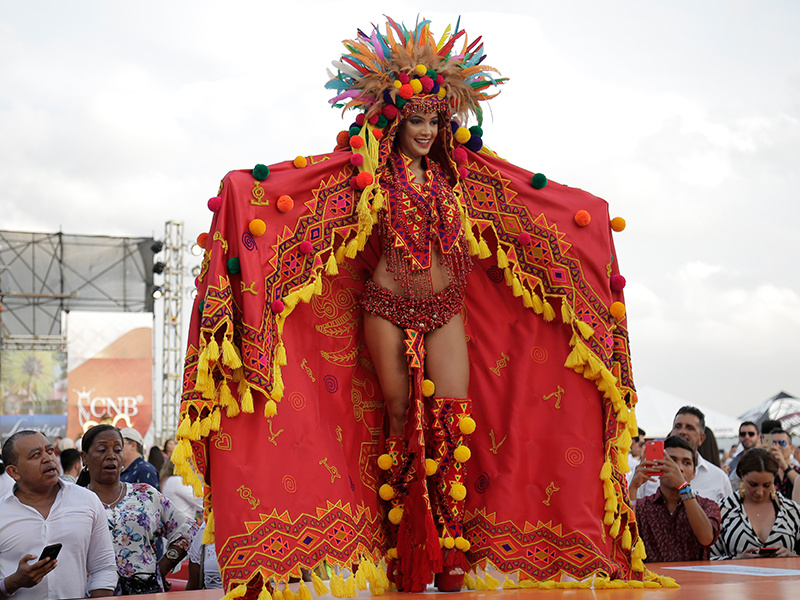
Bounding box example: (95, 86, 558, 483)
(758, 547, 778, 557)
(762, 434, 774, 448)
(38, 543, 62, 562)
(644, 440, 664, 462)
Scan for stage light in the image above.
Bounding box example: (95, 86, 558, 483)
(191, 265, 201, 277)
(190, 244, 203, 256)
(152, 286, 164, 299)
(153, 261, 166, 274)
(151, 240, 164, 254)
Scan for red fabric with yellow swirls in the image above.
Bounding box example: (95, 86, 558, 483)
(179, 146, 640, 593)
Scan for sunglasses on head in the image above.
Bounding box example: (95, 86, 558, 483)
(739, 431, 757, 437)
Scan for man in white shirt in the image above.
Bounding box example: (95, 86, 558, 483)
(0, 431, 117, 599)
(634, 406, 733, 504)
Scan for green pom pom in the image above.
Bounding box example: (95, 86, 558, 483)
(227, 257, 241, 275)
(198, 300, 204, 313)
(348, 125, 360, 137)
(469, 125, 483, 137)
(426, 69, 437, 79)
(395, 97, 407, 109)
(531, 173, 548, 189)
(253, 164, 270, 181)
(376, 115, 388, 128)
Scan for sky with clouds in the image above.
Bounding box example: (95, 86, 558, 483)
(1, 0, 799, 420)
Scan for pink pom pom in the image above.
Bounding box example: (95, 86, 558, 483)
(355, 113, 366, 126)
(299, 240, 313, 255)
(436, 74, 444, 84)
(420, 76, 434, 93)
(350, 176, 359, 189)
(398, 72, 410, 84)
(453, 147, 468, 165)
(610, 274, 627, 291)
(518, 232, 531, 245)
(207, 196, 222, 212)
(350, 154, 364, 166)
(382, 105, 398, 120)
(458, 166, 468, 179)
(270, 299, 285, 314)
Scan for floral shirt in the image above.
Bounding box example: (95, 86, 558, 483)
(103, 482, 197, 591)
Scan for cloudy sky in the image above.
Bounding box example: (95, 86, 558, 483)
(2, 0, 799, 419)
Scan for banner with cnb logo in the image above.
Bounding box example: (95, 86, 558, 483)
(66, 312, 153, 440)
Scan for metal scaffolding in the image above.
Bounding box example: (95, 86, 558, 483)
(157, 221, 185, 443)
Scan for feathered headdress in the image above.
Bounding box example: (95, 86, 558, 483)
(326, 16, 507, 128)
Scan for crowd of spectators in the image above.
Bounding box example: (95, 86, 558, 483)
(1, 408, 798, 597)
(0, 426, 220, 598)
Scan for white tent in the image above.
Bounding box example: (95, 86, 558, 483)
(633, 385, 741, 439)
(738, 391, 800, 436)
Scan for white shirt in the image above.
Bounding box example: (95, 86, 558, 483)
(636, 453, 733, 504)
(0, 472, 14, 497)
(188, 523, 222, 589)
(161, 475, 203, 522)
(0, 480, 118, 600)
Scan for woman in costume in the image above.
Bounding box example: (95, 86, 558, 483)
(712, 448, 800, 559)
(79, 424, 198, 594)
(174, 17, 657, 598)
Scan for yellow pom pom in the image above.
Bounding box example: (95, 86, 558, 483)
(415, 64, 427, 75)
(610, 217, 626, 232)
(437, 86, 447, 99)
(379, 484, 395, 501)
(455, 127, 471, 144)
(459, 416, 476, 435)
(293, 156, 308, 168)
(455, 537, 470, 552)
(421, 379, 435, 397)
(450, 482, 467, 501)
(377, 453, 393, 470)
(443, 537, 455, 549)
(264, 399, 278, 417)
(386, 547, 398, 560)
(425, 458, 438, 476)
(454, 445, 471, 463)
(388, 506, 403, 525)
(410, 79, 423, 94)
(393, 80, 402, 89)
(610, 301, 626, 320)
(249, 219, 267, 237)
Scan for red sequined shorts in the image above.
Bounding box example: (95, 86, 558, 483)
(360, 279, 465, 333)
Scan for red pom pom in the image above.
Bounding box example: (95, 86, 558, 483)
(458, 166, 468, 179)
(196, 232, 209, 248)
(355, 172, 374, 188)
(436, 74, 444, 84)
(518, 232, 531, 245)
(299, 240, 313, 255)
(398, 72, 410, 84)
(350, 154, 364, 166)
(398, 84, 414, 100)
(270, 299, 285, 314)
(610, 274, 627, 291)
(453, 147, 467, 165)
(372, 129, 383, 141)
(420, 76, 434, 93)
(350, 135, 364, 149)
(574, 210, 591, 227)
(382, 105, 398, 120)
(336, 130, 350, 147)
(207, 196, 222, 212)
(355, 113, 365, 126)
(368, 114, 379, 125)
(350, 176, 358, 189)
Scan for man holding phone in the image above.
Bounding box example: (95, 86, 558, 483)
(629, 435, 721, 562)
(0, 431, 117, 599)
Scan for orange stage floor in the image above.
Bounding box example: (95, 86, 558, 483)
(146, 558, 800, 600)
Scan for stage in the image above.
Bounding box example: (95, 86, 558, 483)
(148, 558, 800, 599)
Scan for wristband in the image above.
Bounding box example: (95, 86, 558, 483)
(677, 481, 690, 491)
(0, 577, 14, 597)
(679, 485, 695, 500)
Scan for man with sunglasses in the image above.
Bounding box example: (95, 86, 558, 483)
(768, 428, 798, 498)
(728, 422, 760, 489)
